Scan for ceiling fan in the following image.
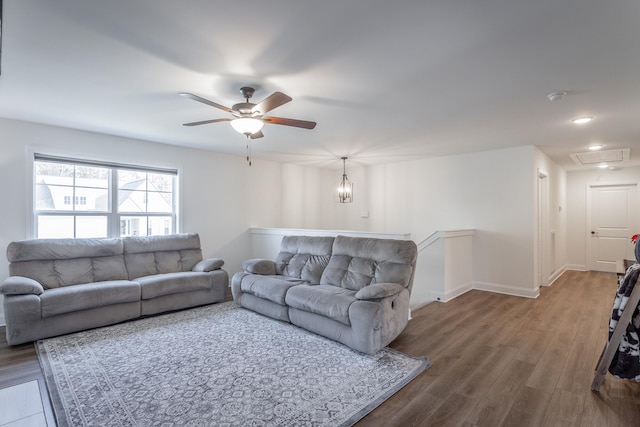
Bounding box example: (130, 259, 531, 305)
(179, 86, 317, 140)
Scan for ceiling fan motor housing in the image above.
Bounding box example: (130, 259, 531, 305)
(232, 102, 258, 117)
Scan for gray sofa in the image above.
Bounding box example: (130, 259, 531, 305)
(232, 235, 418, 354)
(0, 233, 228, 345)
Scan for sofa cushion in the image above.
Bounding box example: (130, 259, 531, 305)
(320, 236, 417, 291)
(123, 234, 205, 279)
(275, 236, 334, 283)
(136, 272, 213, 300)
(285, 284, 357, 326)
(239, 275, 306, 305)
(40, 280, 140, 318)
(7, 238, 129, 289)
(7, 237, 123, 262)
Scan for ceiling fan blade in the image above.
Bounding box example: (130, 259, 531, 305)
(263, 116, 317, 129)
(250, 130, 264, 139)
(179, 92, 233, 113)
(252, 92, 292, 114)
(183, 118, 231, 126)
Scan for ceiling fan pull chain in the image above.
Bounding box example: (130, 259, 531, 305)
(246, 136, 252, 166)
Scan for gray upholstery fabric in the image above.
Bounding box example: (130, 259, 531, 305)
(7, 237, 123, 262)
(242, 259, 276, 275)
(355, 282, 405, 300)
(275, 236, 334, 283)
(7, 238, 129, 289)
(232, 234, 418, 354)
(0, 276, 44, 296)
(140, 276, 228, 316)
(122, 233, 201, 254)
(320, 236, 417, 291)
(3, 295, 140, 346)
(2, 233, 229, 345)
(192, 258, 224, 272)
(239, 274, 306, 305)
(233, 290, 291, 322)
(40, 280, 140, 317)
(123, 234, 204, 279)
(285, 284, 356, 326)
(137, 272, 213, 299)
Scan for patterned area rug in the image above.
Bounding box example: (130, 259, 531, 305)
(37, 302, 429, 426)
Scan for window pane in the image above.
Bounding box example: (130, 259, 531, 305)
(37, 215, 74, 238)
(76, 216, 108, 238)
(36, 184, 73, 211)
(75, 166, 109, 189)
(75, 187, 109, 212)
(118, 190, 146, 213)
(35, 161, 73, 186)
(148, 216, 172, 235)
(147, 192, 173, 213)
(148, 173, 172, 192)
(120, 216, 148, 237)
(118, 170, 146, 189)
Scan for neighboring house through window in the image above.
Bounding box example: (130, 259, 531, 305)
(34, 154, 177, 238)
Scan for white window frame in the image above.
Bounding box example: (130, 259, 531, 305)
(33, 154, 178, 239)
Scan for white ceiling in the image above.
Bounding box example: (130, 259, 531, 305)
(1, 0, 640, 170)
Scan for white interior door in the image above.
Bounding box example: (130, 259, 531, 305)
(588, 184, 638, 272)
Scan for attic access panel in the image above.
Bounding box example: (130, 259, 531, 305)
(569, 148, 630, 166)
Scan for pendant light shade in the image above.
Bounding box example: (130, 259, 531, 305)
(230, 118, 264, 135)
(337, 157, 353, 203)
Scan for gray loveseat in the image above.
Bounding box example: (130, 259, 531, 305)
(232, 235, 418, 354)
(0, 233, 228, 345)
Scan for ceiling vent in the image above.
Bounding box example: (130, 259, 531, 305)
(569, 148, 630, 165)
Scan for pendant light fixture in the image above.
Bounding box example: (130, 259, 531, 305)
(337, 156, 353, 203)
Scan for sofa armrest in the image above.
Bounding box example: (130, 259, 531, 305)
(0, 276, 45, 296)
(192, 258, 225, 272)
(355, 283, 405, 300)
(242, 259, 276, 275)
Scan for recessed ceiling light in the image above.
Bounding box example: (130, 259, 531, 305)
(588, 144, 604, 151)
(572, 116, 594, 124)
(598, 163, 609, 169)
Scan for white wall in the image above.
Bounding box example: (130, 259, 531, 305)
(309, 146, 541, 297)
(0, 118, 285, 323)
(567, 166, 640, 270)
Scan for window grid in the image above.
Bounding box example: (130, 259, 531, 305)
(34, 158, 177, 239)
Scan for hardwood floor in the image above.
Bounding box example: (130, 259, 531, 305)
(362, 270, 640, 426)
(0, 270, 638, 426)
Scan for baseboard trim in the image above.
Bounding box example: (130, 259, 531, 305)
(546, 265, 568, 286)
(430, 282, 473, 303)
(566, 264, 587, 271)
(473, 281, 540, 299)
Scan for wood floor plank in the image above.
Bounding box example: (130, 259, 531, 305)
(540, 388, 585, 427)
(464, 358, 537, 426)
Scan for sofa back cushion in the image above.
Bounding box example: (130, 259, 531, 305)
(275, 236, 334, 284)
(123, 233, 203, 279)
(320, 235, 418, 291)
(7, 238, 127, 289)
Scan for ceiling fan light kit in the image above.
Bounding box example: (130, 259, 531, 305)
(230, 117, 264, 135)
(179, 86, 316, 165)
